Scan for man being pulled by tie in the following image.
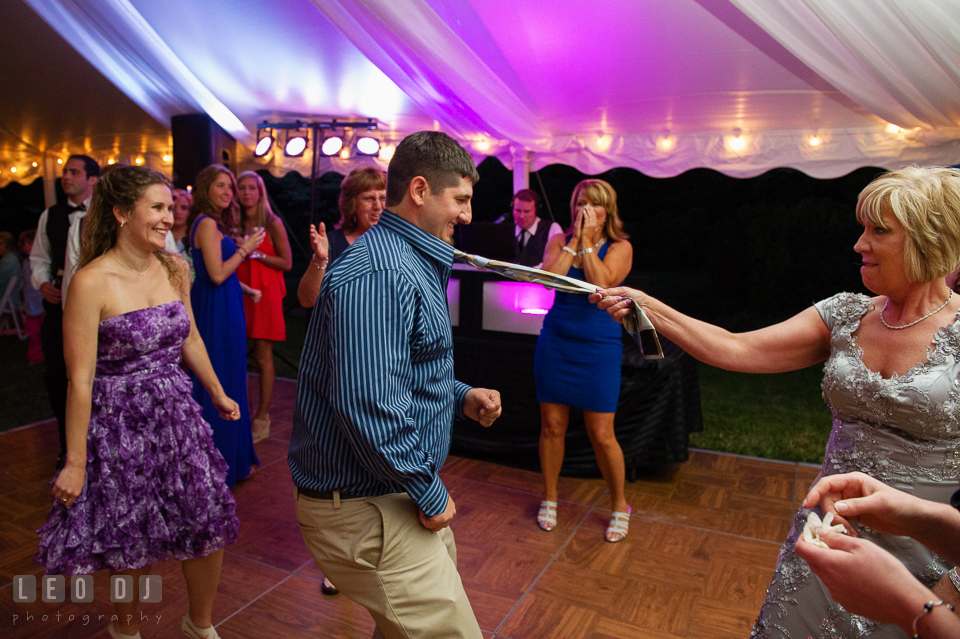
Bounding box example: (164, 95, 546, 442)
(497, 189, 563, 268)
(289, 131, 502, 638)
(29, 154, 99, 468)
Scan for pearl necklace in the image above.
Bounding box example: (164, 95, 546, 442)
(113, 252, 151, 277)
(880, 291, 953, 329)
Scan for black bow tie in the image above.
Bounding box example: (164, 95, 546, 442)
(68, 203, 85, 212)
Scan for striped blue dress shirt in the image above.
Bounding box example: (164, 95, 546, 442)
(288, 210, 470, 517)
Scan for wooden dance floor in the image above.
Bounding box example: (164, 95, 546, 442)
(1, 376, 820, 638)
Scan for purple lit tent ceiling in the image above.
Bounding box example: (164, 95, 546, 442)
(2, 0, 959, 188)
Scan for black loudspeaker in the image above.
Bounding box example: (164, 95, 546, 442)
(171, 113, 237, 189)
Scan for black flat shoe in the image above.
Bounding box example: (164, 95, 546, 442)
(321, 577, 339, 596)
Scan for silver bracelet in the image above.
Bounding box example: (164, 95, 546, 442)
(313, 258, 328, 270)
(562, 246, 576, 256)
(578, 247, 595, 256)
(912, 600, 954, 638)
(949, 567, 960, 592)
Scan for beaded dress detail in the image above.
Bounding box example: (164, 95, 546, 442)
(752, 292, 960, 639)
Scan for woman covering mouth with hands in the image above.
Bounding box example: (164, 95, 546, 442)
(533, 179, 634, 543)
(593, 166, 960, 638)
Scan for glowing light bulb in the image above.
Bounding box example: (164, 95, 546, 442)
(809, 136, 821, 147)
(108, 158, 116, 165)
(162, 154, 172, 162)
(57, 158, 63, 164)
(321, 136, 343, 156)
(10, 167, 17, 173)
(32, 162, 38, 168)
(727, 135, 747, 152)
(595, 134, 612, 150)
(380, 145, 396, 162)
(658, 136, 675, 151)
(475, 139, 490, 152)
(134, 157, 145, 165)
(886, 123, 901, 134)
(339, 147, 351, 159)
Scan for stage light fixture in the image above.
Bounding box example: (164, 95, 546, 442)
(355, 136, 380, 156)
(254, 135, 274, 157)
(320, 135, 344, 156)
(284, 131, 308, 157)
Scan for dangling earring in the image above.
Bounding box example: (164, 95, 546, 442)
(120, 220, 125, 228)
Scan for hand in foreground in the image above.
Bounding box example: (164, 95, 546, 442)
(52, 464, 85, 507)
(463, 388, 502, 427)
(419, 495, 456, 531)
(590, 287, 646, 325)
(795, 530, 930, 632)
(801, 472, 929, 537)
(213, 394, 241, 421)
(241, 228, 267, 254)
(39, 281, 62, 304)
(309, 223, 329, 262)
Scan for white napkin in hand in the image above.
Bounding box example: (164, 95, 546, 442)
(802, 511, 847, 549)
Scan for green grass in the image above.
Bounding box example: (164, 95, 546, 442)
(692, 363, 832, 464)
(1, 315, 833, 465)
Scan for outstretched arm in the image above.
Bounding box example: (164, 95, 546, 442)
(591, 288, 831, 373)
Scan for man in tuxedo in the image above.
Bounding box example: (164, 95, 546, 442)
(498, 189, 562, 268)
(29, 154, 99, 467)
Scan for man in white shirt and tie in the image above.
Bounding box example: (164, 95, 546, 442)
(499, 189, 563, 268)
(30, 154, 99, 468)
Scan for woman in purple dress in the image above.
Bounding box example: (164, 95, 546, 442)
(35, 167, 241, 639)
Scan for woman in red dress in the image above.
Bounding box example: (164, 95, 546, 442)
(236, 171, 292, 443)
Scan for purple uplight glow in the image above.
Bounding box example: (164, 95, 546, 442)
(482, 281, 555, 335)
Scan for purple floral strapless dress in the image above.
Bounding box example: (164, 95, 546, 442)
(35, 301, 240, 575)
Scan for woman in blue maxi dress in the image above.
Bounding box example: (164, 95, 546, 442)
(186, 165, 266, 487)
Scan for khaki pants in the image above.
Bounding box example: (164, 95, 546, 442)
(295, 490, 482, 639)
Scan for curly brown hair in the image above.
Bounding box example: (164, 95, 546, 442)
(80, 166, 181, 285)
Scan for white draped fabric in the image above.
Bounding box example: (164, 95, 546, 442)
(729, 0, 960, 134)
(22, 0, 253, 143)
(4, 0, 960, 186)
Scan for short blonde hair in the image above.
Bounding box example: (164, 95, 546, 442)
(857, 166, 960, 283)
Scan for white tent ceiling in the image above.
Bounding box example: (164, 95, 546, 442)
(2, 0, 959, 188)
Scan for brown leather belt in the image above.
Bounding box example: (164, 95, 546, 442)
(296, 486, 363, 500)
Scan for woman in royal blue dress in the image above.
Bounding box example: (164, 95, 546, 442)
(36, 166, 241, 639)
(534, 179, 634, 542)
(186, 165, 265, 487)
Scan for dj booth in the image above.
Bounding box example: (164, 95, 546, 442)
(448, 263, 703, 478)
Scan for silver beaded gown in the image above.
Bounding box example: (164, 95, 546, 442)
(752, 292, 960, 639)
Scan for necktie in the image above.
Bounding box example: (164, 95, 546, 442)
(518, 230, 529, 251)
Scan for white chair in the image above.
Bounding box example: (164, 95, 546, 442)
(0, 275, 26, 340)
